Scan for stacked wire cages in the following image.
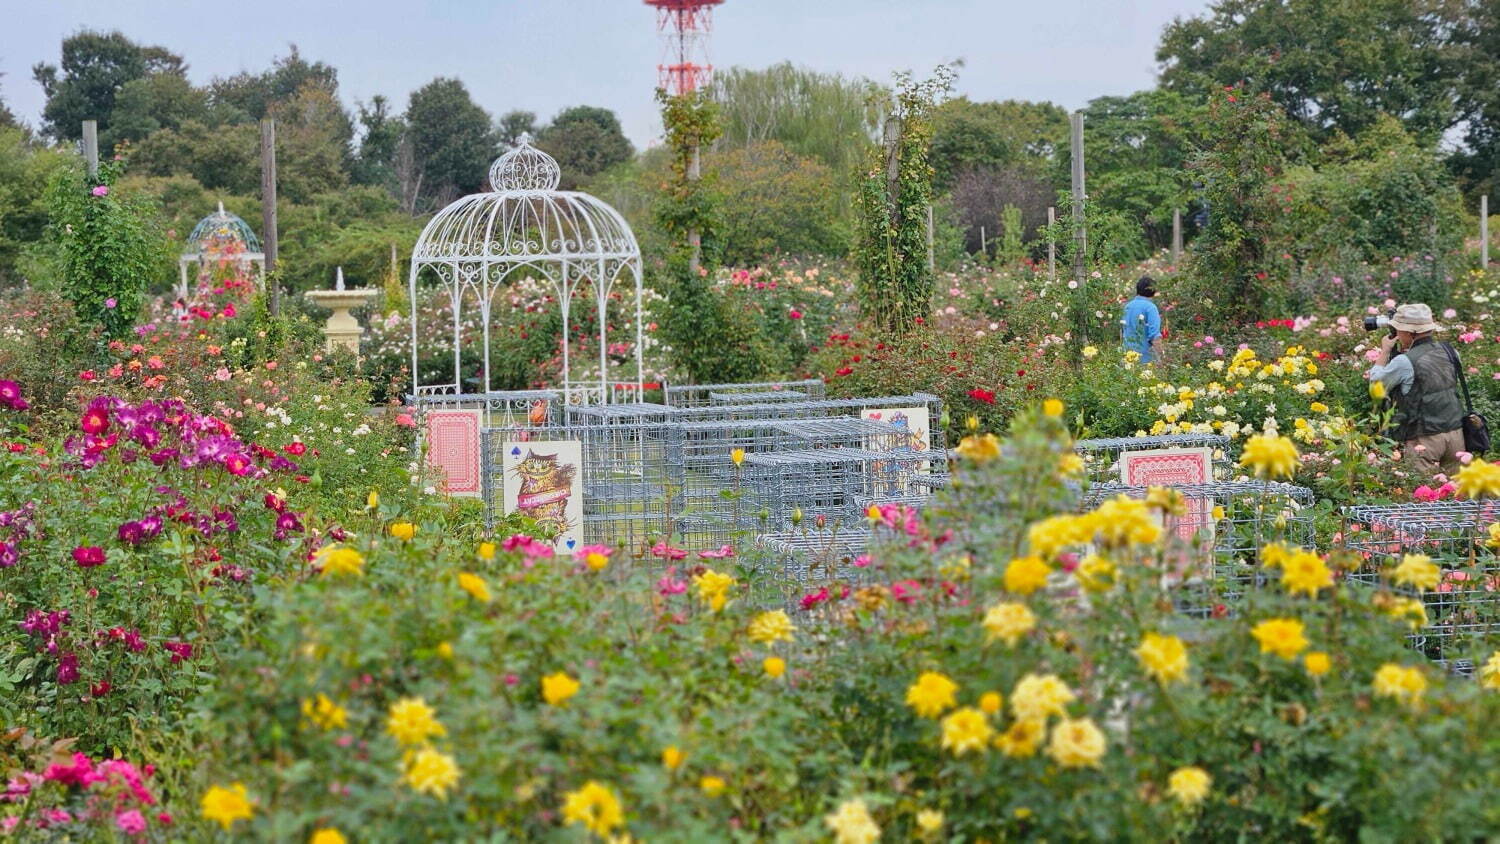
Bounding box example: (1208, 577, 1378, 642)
(567, 404, 675, 554)
(1072, 434, 1234, 487)
(663, 378, 827, 408)
(459, 387, 946, 602)
(1343, 501, 1500, 674)
(1083, 481, 1316, 617)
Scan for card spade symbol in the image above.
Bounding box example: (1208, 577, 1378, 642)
(511, 446, 522, 456)
(565, 538, 576, 549)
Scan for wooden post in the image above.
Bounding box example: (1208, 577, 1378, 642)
(687, 143, 701, 275)
(260, 119, 279, 312)
(926, 204, 935, 272)
(979, 225, 986, 257)
(1047, 206, 1056, 282)
(1069, 111, 1086, 289)
(82, 120, 99, 177)
(1483, 195, 1490, 270)
(1172, 208, 1183, 266)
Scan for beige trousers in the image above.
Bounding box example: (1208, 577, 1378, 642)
(1404, 429, 1465, 477)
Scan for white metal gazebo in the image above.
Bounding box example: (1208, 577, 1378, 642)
(177, 201, 265, 299)
(407, 136, 644, 403)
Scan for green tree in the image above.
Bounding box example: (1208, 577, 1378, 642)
(1157, 0, 1463, 142)
(536, 106, 632, 188)
(46, 158, 169, 337)
(1185, 86, 1303, 320)
(269, 84, 352, 203)
(0, 127, 73, 284)
(128, 120, 260, 196)
(998, 204, 1024, 264)
(497, 110, 536, 147)
(352, 95, 405, 191)
(710, 140, 845, 264)
(1060, 90, 1207, 251)
(929, 97, 1067, 188)
(1452, 0, 1500, 198)
(404, 77, 495, 208)
(853, 68, 952, 333)
(32, 30, 186, 143)
(108, 71, 209, 147)
(712, 63, 884, 180)
(208, 46, 341, 122)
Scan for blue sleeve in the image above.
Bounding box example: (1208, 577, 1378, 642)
(1146, 304, 1161, 341)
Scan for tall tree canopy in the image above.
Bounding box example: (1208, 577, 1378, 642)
(536, 105, 632, 188)
(1157, 0, 1464, 142)
(32, 30, 189, 146)
(712, 63, 883, 179)
(929, 97, 1068, 188)
(404, 77, 495, 208)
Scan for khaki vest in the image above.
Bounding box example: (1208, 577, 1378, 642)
(1391, 339, 1464, 441)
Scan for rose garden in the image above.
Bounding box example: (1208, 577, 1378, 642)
(3, 5, 1500, 841)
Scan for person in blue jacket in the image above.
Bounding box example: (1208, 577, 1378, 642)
(1121, 276, 1164, 363)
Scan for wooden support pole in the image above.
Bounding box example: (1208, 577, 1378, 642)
(1069, 111, 1086, 289)
(260, 119, 279, 312)
(1172, 208, 1183, 266)
(82, 120, 99, 177)
(687, 142, 701, 275)
(1483, 195, 1490, 270)
(980, 225, 986, 257)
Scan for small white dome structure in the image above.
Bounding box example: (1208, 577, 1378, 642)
(407, 135, 644, 402)
(177, 201, 265, 299)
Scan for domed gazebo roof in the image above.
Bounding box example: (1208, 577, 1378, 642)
(406, 135, 645, 402)
(411, 137, 638, 263)
(186, 201, 262, 255)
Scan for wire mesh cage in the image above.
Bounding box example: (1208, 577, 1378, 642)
(1084, 481, 1316, 617)
(1073, 434, 1234, 487)
(1343, 501, 1500, 671)
(751, 528, 873, 608)
(663, 378, 827, 408)
(411, 390, 564, 428)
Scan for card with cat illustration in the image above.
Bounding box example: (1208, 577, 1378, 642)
(501, 441, 584, 550)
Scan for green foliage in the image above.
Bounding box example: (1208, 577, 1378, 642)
(654, 89, 773, 383)
(929, 96, 1067, 188)
(404, 77, 496, 208)
(711, 140, 846, 264)
(46, 159, 169, 338)
(998, 204, 1024, 264)
(0, 128, 73, 286)
(1157, 0, 1463, 142)
(1184, 87, 1304, 321)
(1064, 90, 1205, 252)
(712, 62, 884, 186)
(30, 29, 186, 145)
(853, 68, 952, 333)
(1273, 116, 1465, 307)
(536, 105, 633, 189)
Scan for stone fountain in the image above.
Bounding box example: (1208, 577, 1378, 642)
(304, 267, 379, 356)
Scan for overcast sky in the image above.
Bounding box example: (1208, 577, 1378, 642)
(3, 0, 1210, 149)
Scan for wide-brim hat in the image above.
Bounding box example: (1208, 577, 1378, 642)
(1389, 303, 1442, 333)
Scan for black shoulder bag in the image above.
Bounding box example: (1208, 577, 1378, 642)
(1442, 343, 1491, 454)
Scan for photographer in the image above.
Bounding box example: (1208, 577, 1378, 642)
(1366, 303, 1465, 475)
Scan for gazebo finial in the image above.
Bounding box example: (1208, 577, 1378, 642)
(488, 137, 560, 192)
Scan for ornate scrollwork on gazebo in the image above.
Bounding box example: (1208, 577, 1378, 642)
(407, 136, 644, 402)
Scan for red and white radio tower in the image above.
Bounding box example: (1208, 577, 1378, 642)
(644, 0, 725, 96)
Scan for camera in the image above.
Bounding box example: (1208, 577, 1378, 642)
(1363, 309, 1395, 332)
